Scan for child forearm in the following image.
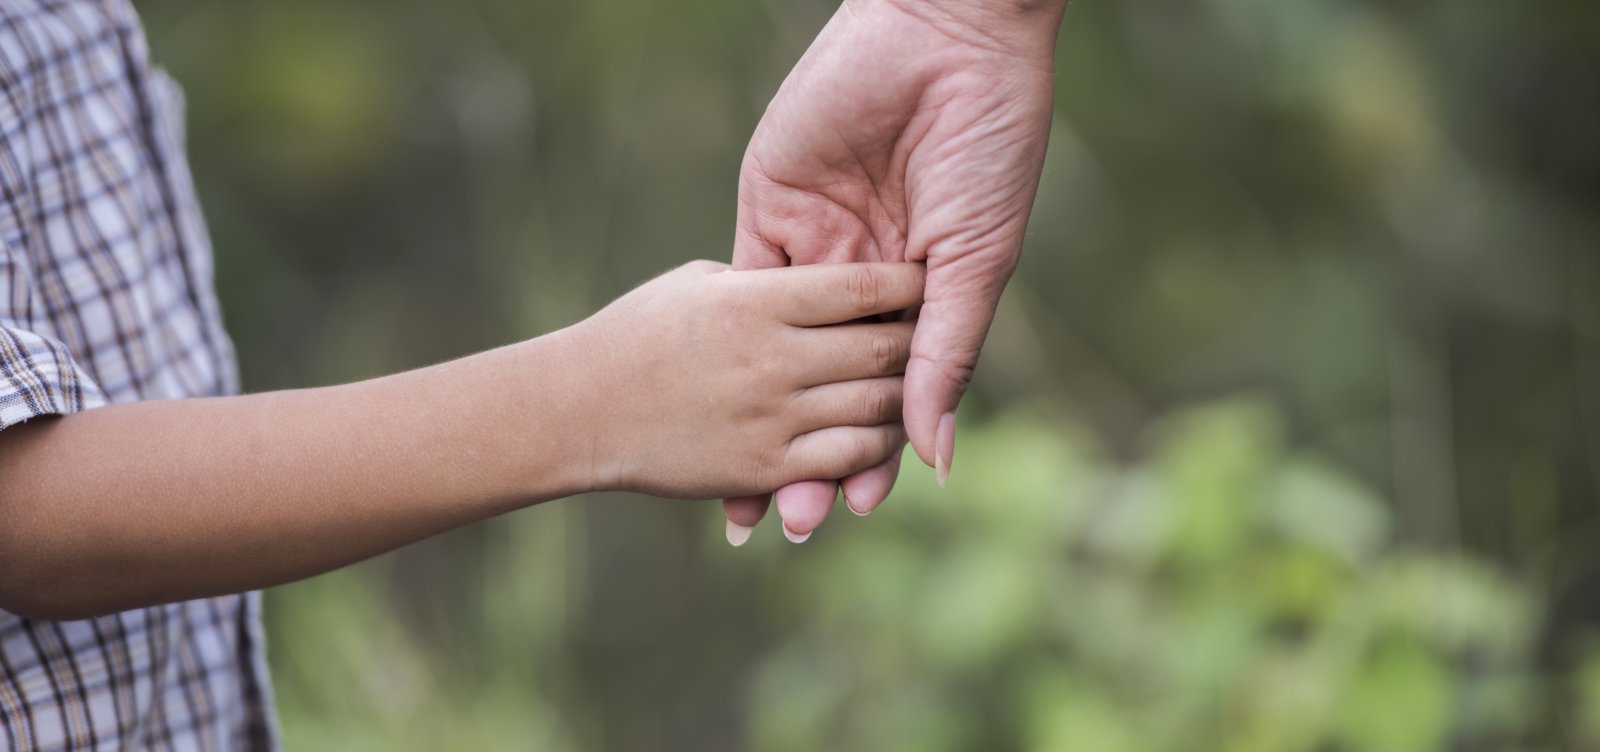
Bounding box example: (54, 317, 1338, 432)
(0, 331, 594, 620)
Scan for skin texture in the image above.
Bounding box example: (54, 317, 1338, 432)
(725, 0, 1068, 540)
(0, 261, 923, 620)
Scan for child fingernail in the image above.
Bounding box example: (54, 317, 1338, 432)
(783, 525, 812, 544)
(844, 491, 870, 516)
(935, 411, 956, 487)
(726, 520, 754, 547)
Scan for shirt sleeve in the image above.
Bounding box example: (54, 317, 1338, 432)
(0, 317, 108, 432)
(0, 155, 108, 432)
(1, 233, 109, 431)
(0, 35, 115, 433)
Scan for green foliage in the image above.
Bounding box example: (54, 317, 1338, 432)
(746, 405, 1555, 751)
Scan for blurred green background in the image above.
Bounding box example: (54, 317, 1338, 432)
(134, 0, 1599, 749)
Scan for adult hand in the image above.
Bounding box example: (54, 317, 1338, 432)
(723, 0, 1067, 544)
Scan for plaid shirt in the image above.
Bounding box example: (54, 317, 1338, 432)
(0, 1, 276, 749)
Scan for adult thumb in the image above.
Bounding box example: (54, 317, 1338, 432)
(902, 259, 1010, 485)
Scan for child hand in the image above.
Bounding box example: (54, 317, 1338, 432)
(566, 260, 923, 500)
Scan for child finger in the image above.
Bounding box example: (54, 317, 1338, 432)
(774, 480, 838, 542)
(841, 450, 904, 516)
(791, 377, 903, 433)
(741, 262, 925, 327)
(786, 423, 909, 483)
(792, 320, 914, 385)
(722, 495, 770, 547)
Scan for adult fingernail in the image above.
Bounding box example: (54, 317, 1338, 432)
(783, 525, 812, 544)
(726, 520, 754, 547)
(935, 411, 955, 487)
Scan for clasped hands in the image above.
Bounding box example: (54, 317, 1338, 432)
(585, 0, 1064, 542)
(714, 0, 1066, 543)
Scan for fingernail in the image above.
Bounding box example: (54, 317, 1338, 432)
(783, 525, 812, 544)
(935, 411, 955, 487)
(726, 520, 754, 547)
(843, 490, 870, 516)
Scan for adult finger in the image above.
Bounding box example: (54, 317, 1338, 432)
(732, 219, 790, 271)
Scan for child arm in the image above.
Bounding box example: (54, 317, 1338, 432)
(0, 261, 923, 619)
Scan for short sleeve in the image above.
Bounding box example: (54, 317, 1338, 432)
(0, 19, 112, 432)
(0, 137, 107, 431)
(1, 238, 109, 431)
(0, 319, 108, 432)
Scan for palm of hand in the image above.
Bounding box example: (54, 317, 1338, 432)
(726, 0, 1057, 536)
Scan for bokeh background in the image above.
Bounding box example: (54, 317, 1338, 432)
(134, 0, 1600, 749)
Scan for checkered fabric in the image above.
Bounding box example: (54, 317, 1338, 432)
(0, 0, 276, 749)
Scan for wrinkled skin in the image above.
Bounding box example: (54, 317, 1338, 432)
(724, 0, 1066, 538)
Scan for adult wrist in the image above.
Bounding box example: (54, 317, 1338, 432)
(864, 0, 1068, 59)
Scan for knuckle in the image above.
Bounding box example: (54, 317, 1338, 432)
(911, 351, 978, 398)
(847, 266, 883, 313)
(945, 362, 976, 396)
(862, 382, 894, 423)
(949, 361, 977, 395)
(751, 353, 785, 387)
(847, 432, 874, 468)
(871, 330, 904, 374)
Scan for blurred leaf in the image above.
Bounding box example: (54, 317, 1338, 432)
(1370, 555, 1534, 658)
(1022, 674, 1143, 752)
(910, 542, 1045, 673)
(1267, 457, 1390, 567)
(1152, 399, 1280, 565)
(1334, 639, 1452, 752)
